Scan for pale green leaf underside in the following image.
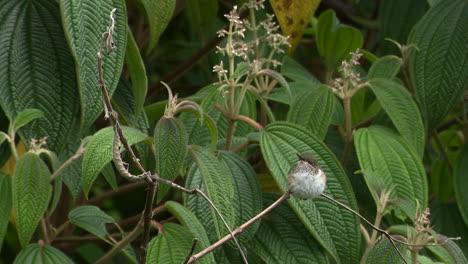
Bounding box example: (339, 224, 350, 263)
(355, 126, 428, 217)
(81, 126, 149, 198)
(368, 78, 425, 156)
(60, 0, 127, 130)
(0, 173, 12, 250)
(260, 122, 360, 264)
(454, 144, 468, 227)
(0, 0, 79, 152)
(408, 0, 468, 130)
(14, 243, 74, 264)
(68, 205, 115, 240)
(251, 193, 328, 264)
(13, 153, 52, 248)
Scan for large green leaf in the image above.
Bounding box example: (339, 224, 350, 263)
(154, 117, 188, 202)
(147, 223, 210, 264)
(250, 193, 328, 264)
(316, 9, 363, 69)
(378, 0, 429, 55)
(184, 0, 218, 40)
(355, 126, 428, 219)
(82, 126, 149, 198)
(454, 144, 468, 227)
(12, 109, 45, 132)
(186, 146, 235, 240)
(14, 243, 74, 264)
(364, 237, 407, 264)
(367, 56, 402, 79)
(0, 0, 80, 152)
(287, 84, 335, 140)
(68, 205, 115, 240)
(13, 152, 52, 248)
(260, 122, 360, 264)
(408, 0, 468, 131)
(125, 27, 147, 120)
(0, 173, 12, 250)
(368, 79, 425, 156)
(165, 201, 216, 264)
(60, 0, 127, 130)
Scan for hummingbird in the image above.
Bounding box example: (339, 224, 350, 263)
(287, 153, 327, 200)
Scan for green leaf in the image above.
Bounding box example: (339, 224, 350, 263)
(186, 145, 235, 240)
(0, 0, 80, 152)
(408, 0, 468, 131)
(218, 151, 263, 242)
(200, 84, 221, 113)
(82, 126, 148, 198)
(101, 163, 118, 191)
(368, 79, 425, 156)
(368, 56, 402, 79)
(364, 237, 407, 264)
(13, 152, 52, 248)
(132, 0, 175, 55)
(60, 0, 127, 130)
(250, 193, 328, 264)
(154, 117, 188, 202)
(316, 9, 363, 69)
(281, 56, 320, 84)
(231, 62, 250, 79)
(379, 0, 429, 55)
(165, 202, 216, 264)
(259, 69, 293, 104)
(260, 122, 361, 264)
(147, 223, 210, 264)
(125, 27, 147, 120)
(0, 173, 12, 250)
(14, 243, 74, 264)
(184, 0, 218, 40)
(69, 205, 115, 240)
(12, 109, 45, 132)
(355, 126, 428, 219)
(287, 85, 335, 140)
(454, 144, 468, 227)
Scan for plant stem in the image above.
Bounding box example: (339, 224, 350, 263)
(50, 147, 85, 182)
(40, 217, 50, 244)
(140, 183, 158, 263)
(432, 131, 453, 172)
(341, 95, 353, 166)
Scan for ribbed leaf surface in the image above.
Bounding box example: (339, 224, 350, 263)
(260, 122, 360, 264)
(147, 223, 210, 264)
(154, 117, 188, 202)
(13, 152, 52, 247)
(60, 0, 127, 130)
(13, 109, 44, 132)
(68, 205, 115, 240)
(0, 173, 12, 250)
(218, 151, 262, 242)
(251, 193, 328, 264)
(454, 144, 468, 227)
(368, 79, 425, 156)
(355, 126, 428, 218)
(166, 201, 216, 263)
(408, 0, 468, 130)
(14, 243, 74, 264)
(287, 85, 335, 140)
(0, 0, 79, 152)
(368, 56, 402, 79)
(364, 237, 407, 264)
(82, 126, 148, 198)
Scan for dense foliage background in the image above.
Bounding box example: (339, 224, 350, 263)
(0, 0, 467, 263)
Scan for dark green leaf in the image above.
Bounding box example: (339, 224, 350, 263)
(454, 144, 468, 226)
(367, 56, 402, 79)
(316, 10, 363, 69)
(287, 85, 335, 139)
(13, 152, 52, 247)
(82, 126, 148, 198)
(355, 126, 428, 219)
(260, 122, 361, 264)
(184, 0, 218, 39)
(364, 236, 408, 264)
(259, 69, 292, 104)
(0, 173, 12, 250)
(125, 27, 147, 120)
(12, 109, 45, 132)
(69, 205, 115, 240)
(14, 243, 74, 264)
(200, 84, 221, 113)
(60, 0, 127, 130)
(281, 56, 320, 84)
(0, 0, 80, 152)
(154, 117, 188, 202)
(408, 0, 468, 130)
(251, 193, 328, 264)
(101, 163, 118, 191)
(368, 79, 425, 156)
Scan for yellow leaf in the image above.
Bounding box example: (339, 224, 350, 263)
(1, 140, 28, 174)
(270, 0, 321, 54)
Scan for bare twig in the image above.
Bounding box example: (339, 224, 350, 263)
(140, 183, 158, 263)
(50, 143, 86, 182)
(188, 191, 291, 263)
(183, 239, 199, 264)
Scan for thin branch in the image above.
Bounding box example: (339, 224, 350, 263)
(140, 183, 158, 263)
(231, 140, 251, 153)
(431, 132, 454, 171)
(188, 191, 291, 263)
(183, 239, 199, 264)
(50, 145, 85, 182)
(40, 218, 50, 244)
(86, 181, 146, 205)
